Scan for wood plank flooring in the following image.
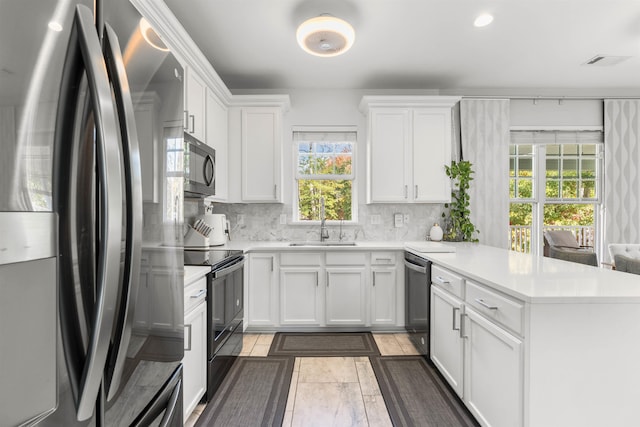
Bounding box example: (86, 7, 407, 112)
(185, 333, 420, 427)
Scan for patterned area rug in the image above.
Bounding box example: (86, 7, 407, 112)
(370, 355, 479, 427)
(268, 332, 380, 357)
(195, 356, 294, 427)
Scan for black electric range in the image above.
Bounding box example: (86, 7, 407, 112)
(184, 249, 244, 271)
(184, 248, 245, 401)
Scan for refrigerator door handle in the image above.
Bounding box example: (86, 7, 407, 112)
(158, 378, 182, 427)
(101, 22, 144, 402)
(53, 5, 123, 421)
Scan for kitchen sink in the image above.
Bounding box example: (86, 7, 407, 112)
(288, 241, 357, 247)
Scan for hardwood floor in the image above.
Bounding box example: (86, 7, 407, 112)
(185, 333, 420, 427)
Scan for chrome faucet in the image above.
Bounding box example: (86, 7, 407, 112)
(320, 197, 329, 242)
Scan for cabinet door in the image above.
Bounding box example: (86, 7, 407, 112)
(430, 285, 464, 397)
(464, 307, 523, 427)
(185, 68, 206, 141)
(241, 107, 282, 202)
(247, 253, 278, 327)
(371, 267, 397, 325)
(205, 89, 228, 201)
(368, 108, 410, 203)
(412, 108, 452, 203)
(280, 268, 323, 325)
(326, 268, 366, 325)
(183, 302, 206, 422)
(148, 267, 179, 330)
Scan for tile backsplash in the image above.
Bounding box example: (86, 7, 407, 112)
(187, 202, 445, 242)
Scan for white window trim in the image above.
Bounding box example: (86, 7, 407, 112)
(291, 126, 359, 225)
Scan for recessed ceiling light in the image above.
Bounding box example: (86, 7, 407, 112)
(48, 21, 63, 32)
(296, 15, 355, 57)
(474, 13, 494, 28)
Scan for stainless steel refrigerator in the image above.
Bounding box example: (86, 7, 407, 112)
(0, 0, 185, 425)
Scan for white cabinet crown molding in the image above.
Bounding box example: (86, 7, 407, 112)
(229, 94, 291, 112)
(130, 0, 232, 104)
(359, 95, 461, 114)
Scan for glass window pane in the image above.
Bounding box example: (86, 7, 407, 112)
(298, 154, 311, 174)
(517, 179, 533, 198)
(298, 142, 312, 153)
(581, 180, 596, 198)
(509, 158, 515, 176)
(546, 159, 560, 177)
(509, 203, 533, 253)
(509, 145, 516, 155)
(297, 179, 352, 221)
(581, 144, 596, 156)
(518, 158, 532, 174)
(562, 159, 578, 175)
(335, 142, 353, 154)
(546, 180, 560, 198)
(581, 159, 596, 177)
(563, 144, 578, 155)
(518, 144, 533, 156)
(509, 179, 515, 198)
(546, 144, 560, 155)
(543, 204, 594, 227)
(561, 180, 579, 198)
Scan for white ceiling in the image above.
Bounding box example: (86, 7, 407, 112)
(163, 0, 640, 95)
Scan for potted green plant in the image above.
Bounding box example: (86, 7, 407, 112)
(442, 160, 479, 242)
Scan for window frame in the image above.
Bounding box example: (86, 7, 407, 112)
(509, 130, 603, 256)
(291, 127, 358, 224)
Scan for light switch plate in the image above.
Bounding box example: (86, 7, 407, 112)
(394, 213, 403, 228)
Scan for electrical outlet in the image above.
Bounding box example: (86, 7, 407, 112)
(279, 214, 287, 225)
(404, 214, 410, 223)
(394, 213, 403, 228)
(370, 214, 381, 225)
(237, 214, 245, 225)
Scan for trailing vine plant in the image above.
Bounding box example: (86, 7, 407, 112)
(442, 160, 479, 242)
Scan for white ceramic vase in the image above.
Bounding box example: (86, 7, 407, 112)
(429, 223, 444, 241)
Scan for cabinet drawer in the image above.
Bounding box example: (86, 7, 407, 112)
(185, 276, 207, 313)
(325, 252, 367, 266)
(431, 265, 464, 299)
(280, 252, 323, 266)
(371, 251, 397, 265)
(465, 280, 524, 336)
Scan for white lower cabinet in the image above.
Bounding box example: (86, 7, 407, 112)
(325, 268, 366, 325)
(182, 298, 206, 422)
(182, 274, 207, 422)
(245, 250, 404, 330)
(430, 264, 524, 427)
(247, 253, 278, 327)
(280, 267, 323, 325)
(430, 285, 464, 397)
(464, 307, 523, 427)
(370, 267, 397, 325)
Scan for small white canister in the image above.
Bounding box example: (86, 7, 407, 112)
(429, 223, 443, 241)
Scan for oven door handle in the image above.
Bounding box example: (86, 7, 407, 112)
(212, 257, 246, 278)
(404, 259, 427, 275)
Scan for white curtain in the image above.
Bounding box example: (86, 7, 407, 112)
(603, 100, 640, 259)
(460, 99, 510, 249)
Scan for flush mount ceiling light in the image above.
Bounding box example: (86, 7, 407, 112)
(296, 14, 355, 57)
(474, 13, 494, 27)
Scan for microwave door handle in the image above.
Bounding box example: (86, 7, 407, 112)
(101, 23, 144, 402)
(53, 5, 124, 421)
(203, 154, 214, 186)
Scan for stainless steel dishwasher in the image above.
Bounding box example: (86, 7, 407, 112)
(404, 251, 431, 355)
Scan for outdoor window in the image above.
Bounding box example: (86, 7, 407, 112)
(293, 129, 356, 222)
(509, 131, 603, 255)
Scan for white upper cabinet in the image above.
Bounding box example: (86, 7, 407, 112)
(205, 88, 228, 201)
(184, 67, 206, 142)
(241, 107, 283, 202)
(361, 96, 460, 203)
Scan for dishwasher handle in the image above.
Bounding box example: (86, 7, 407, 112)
(404, 259, 428, 275)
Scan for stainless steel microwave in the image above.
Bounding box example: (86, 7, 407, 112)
(184, 132, 216, 197)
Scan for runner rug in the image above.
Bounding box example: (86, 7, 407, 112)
(370, 355, 479, 427)
(194, 356, 294, 427)
(268, 332, 380, 357)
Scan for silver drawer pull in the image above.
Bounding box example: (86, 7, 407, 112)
(435, 276, 450, 284)
(190, 289, 206, 299)
(475, 298, 498, 310)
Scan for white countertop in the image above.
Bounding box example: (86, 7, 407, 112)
(413, 243, 640, 303)
(218, 240, 407, 251)
(184, 265, 211, 286)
